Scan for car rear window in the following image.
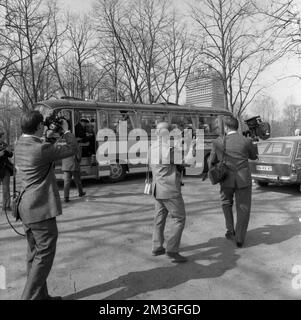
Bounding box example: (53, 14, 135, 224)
(259, 142, 293, 157)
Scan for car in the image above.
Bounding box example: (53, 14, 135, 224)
(250, 136, 301, 190)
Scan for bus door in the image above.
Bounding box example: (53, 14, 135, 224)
(74, 109, 98, 179)
(96, 109, 138, 181)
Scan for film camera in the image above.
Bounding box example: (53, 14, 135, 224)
(242, 116, 271, 141)
(43, 114, 67, 143)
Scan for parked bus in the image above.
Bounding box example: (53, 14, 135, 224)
(34, 97, 232, 182)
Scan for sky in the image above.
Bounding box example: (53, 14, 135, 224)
(57, 0, 301, 112)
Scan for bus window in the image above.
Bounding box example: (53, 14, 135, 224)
(198, 115, 221, 136)
(108, 110, 135, 133)
(97, 111, 109, 129)
(171, 114, 196, 131)
(140, 112, 169, 135)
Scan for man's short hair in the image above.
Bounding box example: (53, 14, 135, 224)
(21, 111, 44, 134)
(224, 116, 239, 131)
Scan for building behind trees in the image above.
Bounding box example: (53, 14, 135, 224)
(185, 68, 225, 109)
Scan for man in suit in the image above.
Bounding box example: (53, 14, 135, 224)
(75, 119, 88, 141)
(15, 111, 77, 300)
(150, 122, 196, 263)
(62, 136, 86, 203)
(209, 116, 258, 248)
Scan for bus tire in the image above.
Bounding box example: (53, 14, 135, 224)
(108, 164, 127, 182)
(256, 180, 269, 187)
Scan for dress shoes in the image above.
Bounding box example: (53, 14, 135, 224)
(79, 192, 86, 197)
(152, 247, 166, 256)
(236, 242, 243, 248)
(166, 252, 188, 263)
(225, 230, 235, 240)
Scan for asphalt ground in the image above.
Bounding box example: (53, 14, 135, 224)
(0, 174, 301, 300)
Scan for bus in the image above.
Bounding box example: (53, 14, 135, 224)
(34, 97, 232, 182)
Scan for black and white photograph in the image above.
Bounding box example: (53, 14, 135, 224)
(1, 0, 301, 305)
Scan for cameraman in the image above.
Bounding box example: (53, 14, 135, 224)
(0, 132, 13, 212)
(15, 111, 77, 300)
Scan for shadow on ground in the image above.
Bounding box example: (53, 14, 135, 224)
(64, 222, 301, 300)
(64, 236, 239, 300)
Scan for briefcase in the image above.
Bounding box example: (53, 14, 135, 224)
(208, 162, 227, 185)
(208, 136, 228, 185)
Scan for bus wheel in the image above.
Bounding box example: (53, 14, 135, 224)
(256, 181, 269, 187)
(108, 164, 127, 182)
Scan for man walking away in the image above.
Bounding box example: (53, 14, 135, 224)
(15, 111, 77, 300)
(209, 116, 258, 248)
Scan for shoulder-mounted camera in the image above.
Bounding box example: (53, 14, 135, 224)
(243, 116, 271, 141)
(44, 114, 66, 143)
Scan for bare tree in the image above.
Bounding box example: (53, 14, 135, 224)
(283, 103, 301, 135)
(163, 14, 198, 104)
(191, 0, 287, 115)
(4, 0, 63, 110)
(251, 95, 278, 122)
(0, 91, 21, 145)
(94, 0, 193, 104)
(63, 14, 101, 100)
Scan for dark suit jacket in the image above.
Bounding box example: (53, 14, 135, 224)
(15, 133, 77, 224)
(209, 132, 258, 189)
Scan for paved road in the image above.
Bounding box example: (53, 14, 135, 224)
(1, 174, 301, 300)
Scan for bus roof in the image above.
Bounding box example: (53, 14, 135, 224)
(34, 98, 232, 116)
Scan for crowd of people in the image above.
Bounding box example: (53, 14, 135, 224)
(0, 111, 259, 299)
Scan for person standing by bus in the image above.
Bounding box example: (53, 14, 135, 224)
(62, 132, 86, 203)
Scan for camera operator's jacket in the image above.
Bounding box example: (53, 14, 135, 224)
(15, 133, 77, 224)
(209, 132, 258, 189)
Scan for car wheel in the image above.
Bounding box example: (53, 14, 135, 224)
(108, 164, 127, 182)
(256, 181, 269, 187)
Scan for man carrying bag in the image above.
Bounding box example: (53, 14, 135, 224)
(209, 116, 258, 248)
